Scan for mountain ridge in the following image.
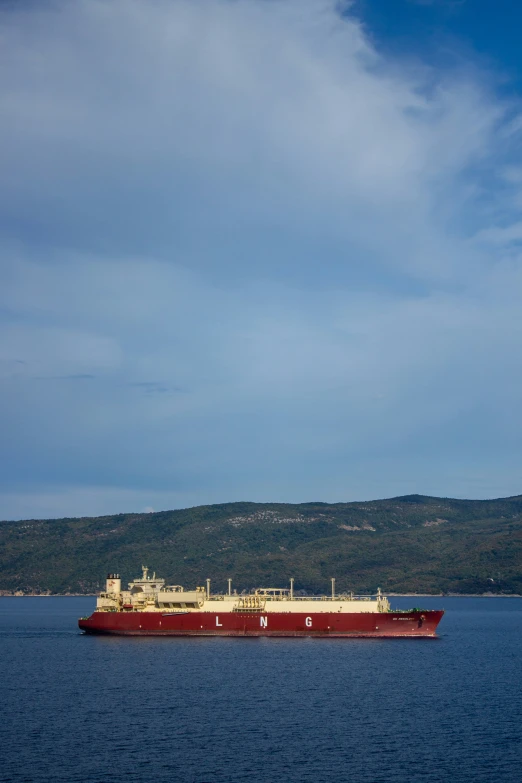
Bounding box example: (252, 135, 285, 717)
(1, 493, 522, 595)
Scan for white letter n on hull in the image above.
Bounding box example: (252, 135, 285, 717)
(260, 616, 268, 628)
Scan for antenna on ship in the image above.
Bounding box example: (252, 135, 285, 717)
(290, 578, 294, 600)
(228, 578, 232, 596)
(331, 578, 335, 600)
(206, 579, 211, 599)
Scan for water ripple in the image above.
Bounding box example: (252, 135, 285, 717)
(1, 597, 522, 782)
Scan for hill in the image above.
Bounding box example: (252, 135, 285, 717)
(1, 494, 522, 595)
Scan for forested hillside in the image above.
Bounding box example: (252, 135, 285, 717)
(1, 494, 522, 595)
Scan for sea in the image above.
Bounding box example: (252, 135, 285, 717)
(1, 596, 521, 783)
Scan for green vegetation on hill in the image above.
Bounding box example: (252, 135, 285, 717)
(1, 494, 522, 595)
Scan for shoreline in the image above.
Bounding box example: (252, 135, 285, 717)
(0, 593, 97, 597)
(1, 592, 521, 598)
(387, 593, 522, 598)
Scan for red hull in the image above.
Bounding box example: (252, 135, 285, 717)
(79, 609, 443, 637)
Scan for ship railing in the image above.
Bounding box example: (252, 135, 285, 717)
(205, 595, 232, 601)
(257, 594, 287, 601)
(205, 593, 384, 601)
(280, 594, 380, 601)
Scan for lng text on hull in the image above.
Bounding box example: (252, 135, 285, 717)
(78, 567, 444, 637)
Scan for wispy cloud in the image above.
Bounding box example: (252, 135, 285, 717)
(129, 382, 183, 395)
(35, 374, 96, 381)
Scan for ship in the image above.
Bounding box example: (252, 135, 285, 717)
(78, 567, 444, 637)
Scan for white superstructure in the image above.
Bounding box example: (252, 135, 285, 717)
(96, 566, 390, 614)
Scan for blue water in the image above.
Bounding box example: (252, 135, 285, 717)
(1, 597, 521, 783)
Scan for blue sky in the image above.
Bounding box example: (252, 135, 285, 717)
(2, 0, 522, 519)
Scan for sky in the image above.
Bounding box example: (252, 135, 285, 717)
(2, 0, 522, 520)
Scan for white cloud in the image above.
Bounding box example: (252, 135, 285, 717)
(0, 1, 511, 278)
(474, 222, 522, 245)
(1, 0, 522, 517)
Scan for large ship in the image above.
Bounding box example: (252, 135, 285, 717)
(78, 567, 444, 637)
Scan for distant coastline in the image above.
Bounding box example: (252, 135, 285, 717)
(1, 592, 521, 598)
(388, 593, 522, 598)
(2, 494, 522, 596)
(0, 592, 97, 597)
